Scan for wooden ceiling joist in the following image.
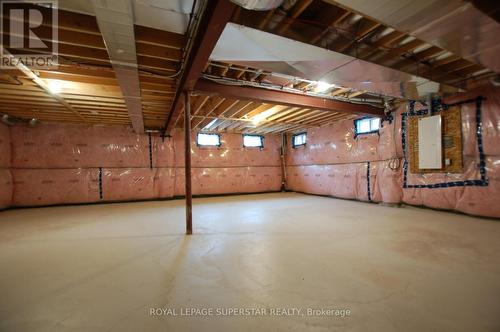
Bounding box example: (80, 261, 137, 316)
(1, 4, 185, 129)
(231, 1, 495, 90)
(1, 47, 86, 122)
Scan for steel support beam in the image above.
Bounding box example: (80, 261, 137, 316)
(194, 79, 384, 116)
(184, 92, 193, 235)
(163, 0, 237, 134)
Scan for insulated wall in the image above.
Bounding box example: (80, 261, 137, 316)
(5, 124, 281, 208)
(0, 122, 12, 209)
(172, 132, 282, 196)
(8, 124, 174, 207)
(286, 87, 500, 218)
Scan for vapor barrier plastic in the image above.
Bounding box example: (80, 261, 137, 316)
(0, 123, 12, 209)
(3, 124, 282, 208)
(286, 160, 402, 204)
(172, 131, 282, 196)
(174, 167, 282, 196)
(102, 168, 175, 202)
(172, 131, 281, 167)
(286, 87, 500, 218)
(12, 169, 99, 206)
(0, 169, 12, 209)
(0, 122, 10, 168)
(10, 124, 153, 168)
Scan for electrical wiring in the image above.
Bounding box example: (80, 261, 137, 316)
(201, 74, 385, 108)
(388, 157, 401, 171)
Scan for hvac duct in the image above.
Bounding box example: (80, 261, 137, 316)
(328, 0, 500, 73)
(231, 0, 284, 10)
(211, 23, 452, 99)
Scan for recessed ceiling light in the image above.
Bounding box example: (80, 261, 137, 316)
(116, 49, 125, 54)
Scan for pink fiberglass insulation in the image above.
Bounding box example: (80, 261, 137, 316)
(0, 169, 12, 209)
(102, 168, 175, 202)
(0, 123, 12, 209)
(286, 86, 500, 218)
(172, 131, 281, 167)
(172, 131, 282, 196)
(1, 87, 498, 217)
(12, 168, 99, 206)
(174, 167, 282, 196)
(7, 123, 178, 207)
(4, 124, 281, 208)
(0, 122, 10, 167)
(10, 124, 151, 168)
(372, 160, 403, 204)
(152, 136, 175, 168)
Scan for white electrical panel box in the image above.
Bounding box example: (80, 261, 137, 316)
(418, 115, 442, 169)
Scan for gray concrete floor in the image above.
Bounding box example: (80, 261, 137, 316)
(0, 192, 499, 332)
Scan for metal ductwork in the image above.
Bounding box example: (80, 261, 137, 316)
(231, 0, 284, 11)
(92, 0, 145, 133)
(328, 0, 500, 73)
(211, 23, 452, 99)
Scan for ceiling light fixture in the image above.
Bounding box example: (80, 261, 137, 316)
(47, 80, 63, 94)
(251, 107, 280, 125)
(315, 81, 333, 93)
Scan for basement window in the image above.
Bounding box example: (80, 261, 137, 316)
(354, 117, 380, 136)
(243, 134, 264, 148)
(196, 133, 221, 147)
(292, 132, 307, 148)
